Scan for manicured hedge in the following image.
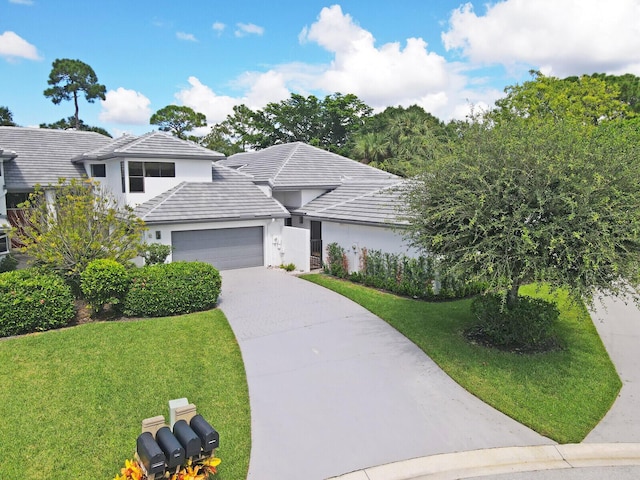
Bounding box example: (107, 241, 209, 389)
(0, 269, 75, 337)
(324, 243, 484, 300)
(123, 261, 222, 317)
(80, 259, 129, 314)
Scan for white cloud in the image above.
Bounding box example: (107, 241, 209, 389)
(235, 23, 264, 37)
(176, 31, 197, 42)
(298, 5, 462, 119)
(175, 76, 242, 124)
(0, 31, 41, 61)
(99, 87, 152, 124)
(9, 0, 34, 5)
(212, 22, 225, 35)
(442, 0, 640, 77)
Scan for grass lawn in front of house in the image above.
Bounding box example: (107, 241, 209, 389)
(0, 309, 249, 480)
(301, 274, 621, 444)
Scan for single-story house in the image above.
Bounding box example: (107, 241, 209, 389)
(0, 127, 415, 271)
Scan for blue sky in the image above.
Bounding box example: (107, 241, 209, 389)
(2, 0, 639, 137)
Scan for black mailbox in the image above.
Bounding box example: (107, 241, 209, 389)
(156, 426, 186, 469)
(173, 419, 202, 457)
(136, 432, 166, 475)
(190, 414, 219, 453)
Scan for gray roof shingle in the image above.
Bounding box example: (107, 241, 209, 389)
(135, 163, 290, 224)
(73, 131, 225, 161)
(219, 142, 397, 189)
(0, 126, 112, 189)
(293, 179, 409, 227)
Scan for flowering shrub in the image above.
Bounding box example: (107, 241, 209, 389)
(114, 456, 221, 480)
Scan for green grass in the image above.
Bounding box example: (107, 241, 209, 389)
(0, 310, 250, 480)
(301, 274, 621, 443)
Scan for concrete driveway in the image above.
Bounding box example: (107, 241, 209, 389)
(585, 295, 640, 442)
(219, 268, 552, 480)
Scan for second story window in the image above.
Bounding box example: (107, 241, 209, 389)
(129, 161, 144, 192)
(127, 161, 176, 193)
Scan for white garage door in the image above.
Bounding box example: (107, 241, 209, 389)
(172, 227, 264, 270)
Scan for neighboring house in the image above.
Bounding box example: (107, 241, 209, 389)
(292, 179, 416, 272)
(0, 128, 415, 271)
(219, 142, 409, 269)
(0, 126, 112, 257)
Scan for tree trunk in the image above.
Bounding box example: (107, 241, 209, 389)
(507, 281, 520, 309)
(73, 92, 80, 129)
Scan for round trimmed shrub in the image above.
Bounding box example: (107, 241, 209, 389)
(123, 261, 222, 317)
(80, 259, 130, 315)
(470, 293, 560, 351)
(0, 269, 75, 337)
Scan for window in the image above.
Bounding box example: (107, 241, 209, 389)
(129, 161, 144, 193)
(285, 218, 292, 226)
(127, 161, 175, 193)
(0, 234, 8, 254)
(6, 192, 30, 209)
(145, 162, 175, 177)
(91, 164, 106, 177)
(120, 162, 125, 193)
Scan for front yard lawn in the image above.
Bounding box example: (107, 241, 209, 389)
(301, 274, 621, 444)
(0, 310, 250, 480)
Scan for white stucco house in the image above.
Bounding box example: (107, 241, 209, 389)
(0, 127, 415, 271)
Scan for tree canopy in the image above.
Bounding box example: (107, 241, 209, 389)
(16, 179, 146, 291)
(349, 105, 449, 176)
(204, 93, 372, 155)
(150, 105, 207, 140)
(43, 59, 107, 130)
(404, 74, 640, 308)
(39, 116, 112, 137)
(0, 106, 16, 126)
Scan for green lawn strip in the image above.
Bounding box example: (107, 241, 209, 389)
(0, 310, 250, 480)
(301, 274, 621, 443)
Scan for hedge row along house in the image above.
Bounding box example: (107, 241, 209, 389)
(0, 126, 414, 272)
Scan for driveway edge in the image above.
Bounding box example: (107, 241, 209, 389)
(327, 443, 640, 480)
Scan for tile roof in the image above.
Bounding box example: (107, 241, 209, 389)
(74, 131, 225, 161)
(0, 126, 112, 189)
(293, 179, 409, 227)
(135, 163, 290, 224)
(219, 142, 397, 189)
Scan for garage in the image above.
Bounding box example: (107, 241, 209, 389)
(172, 226, 264, 270)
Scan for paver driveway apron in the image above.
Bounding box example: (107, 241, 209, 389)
(219, 268, 552, 480)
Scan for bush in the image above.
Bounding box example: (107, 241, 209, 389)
(357, 247, 482, 300)
(280, 263, 296, 272)
(470, 293, 560, 351)
(0, 269, 74, 337)
(123, 261, 221, 317)
(80, 259, 129, 315)
(0, 254, 18, 273)
(324, 243, 348, 278)
(142, 243, 172, 265)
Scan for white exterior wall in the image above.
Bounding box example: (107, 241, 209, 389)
(273, 188, 328, 209)
(0, 161, 6, 217)
(143, 218, 287, 268)
(85, 157, 213, 207)
(280, 226, 310, 271)
(322, 222, 418, 273)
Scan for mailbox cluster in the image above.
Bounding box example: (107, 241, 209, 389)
(135, 399, 219, 479)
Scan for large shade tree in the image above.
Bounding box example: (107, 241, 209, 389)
(0, 106, 16, 126)
(43, 59, 106, 130)
(404, 74, 640, 309)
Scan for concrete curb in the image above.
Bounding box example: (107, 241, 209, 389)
(327, 444, 640, 480)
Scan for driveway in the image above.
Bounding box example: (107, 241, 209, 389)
(585, 295, 640, 442)
(219, 268, 552, 480)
